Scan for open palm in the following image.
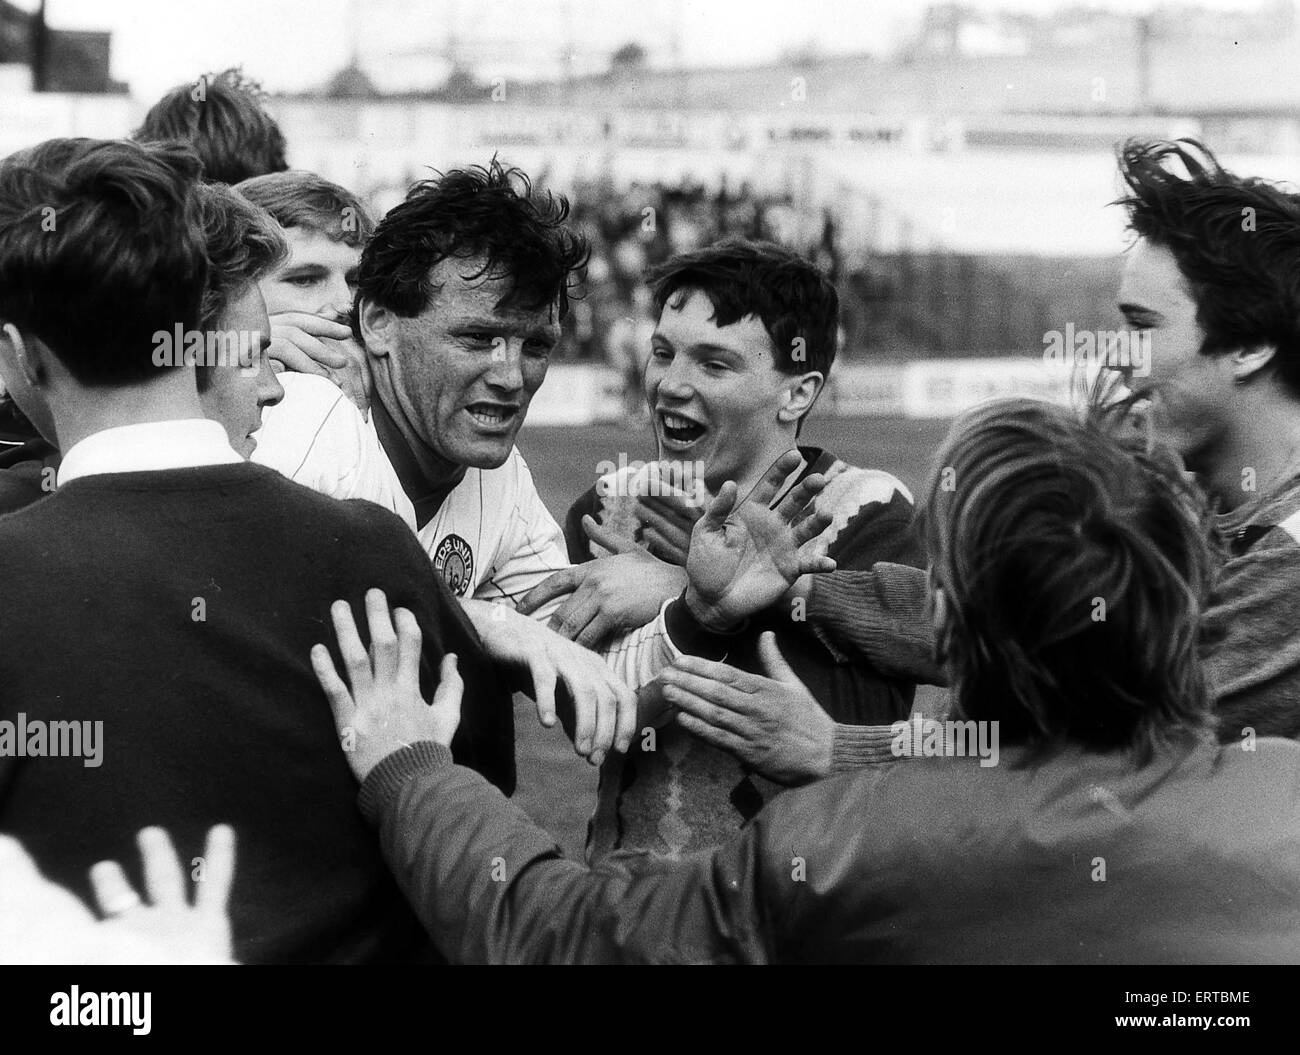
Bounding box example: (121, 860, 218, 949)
(684, 451, 837, 630)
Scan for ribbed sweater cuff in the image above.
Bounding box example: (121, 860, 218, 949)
(830, 723, 902, 770)
(358, 741, 453, 825)
(664, 591, 748, 659)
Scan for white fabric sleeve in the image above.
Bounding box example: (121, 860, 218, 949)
(253, 374, 414, 529)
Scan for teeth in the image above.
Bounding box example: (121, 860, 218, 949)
(469, 408, 508, 425)
(662, 413, 699, 430)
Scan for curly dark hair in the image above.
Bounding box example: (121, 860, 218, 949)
(922, 397, 1216, 762)
(1117, 138, 1300, 397)
(135, 67, 288, 186)
(353, 158, 588, 336)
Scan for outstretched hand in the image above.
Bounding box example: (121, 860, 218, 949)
(89, 825, 238, 965)
(663, 631, 835, 786)
(312, 589, 464, 781)
(683, 450, 837, 631)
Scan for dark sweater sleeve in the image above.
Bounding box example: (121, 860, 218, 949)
(359, 743, 774, 964)
(809, 562, 947, 687)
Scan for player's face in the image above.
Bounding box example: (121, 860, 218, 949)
(1116, 238, 1233, 467)
(645, 288, 792, 491)
(260, 228, 360, 319)
(199, 282, 284, 458)
(375, 256, 559, 469)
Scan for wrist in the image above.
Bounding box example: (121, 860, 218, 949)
(683, 585, 738, 633)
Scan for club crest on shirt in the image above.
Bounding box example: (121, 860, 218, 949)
(433, 533, 474, 596)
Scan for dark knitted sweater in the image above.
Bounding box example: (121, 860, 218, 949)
(0, 462, 514, 963)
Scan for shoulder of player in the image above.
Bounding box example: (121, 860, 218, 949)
(805, 453, 913, 521)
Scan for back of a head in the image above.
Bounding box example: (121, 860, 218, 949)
(645, 238, 840, 380)
(0, 137, 207, 386)
(924, 398, 1216, 759)
(192, 184, 287, 397)
(1117, 138, 1300, 397)
(354, 158, 588, 330)
(135, 68, 288, 186)
(236, 170, 373, 248)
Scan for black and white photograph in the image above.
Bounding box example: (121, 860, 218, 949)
(0, 0, 1293, 1024)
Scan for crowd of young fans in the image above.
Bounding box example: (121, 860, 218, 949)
(0, 68, 1297, 964)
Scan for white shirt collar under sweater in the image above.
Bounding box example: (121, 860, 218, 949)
(57, 419, 242, 486)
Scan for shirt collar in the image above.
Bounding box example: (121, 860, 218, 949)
(58, 419, 243, 486)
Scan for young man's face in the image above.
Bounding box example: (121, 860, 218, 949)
(366, 255, 560, 469)
(1116, 238, 1234, 468)
(199, 282, 283, 458)
(644, 288, 800, 491)
(260, 227, 360, 319)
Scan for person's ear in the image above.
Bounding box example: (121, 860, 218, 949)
(777, 371, 824, 426)
(1229, 344, 1276, 385)
(1, 323, 47, 388)
(359, 300, 395, 359)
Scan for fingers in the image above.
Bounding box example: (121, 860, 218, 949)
(615, 685, 638, 756)
(582, 514, 638, 555)
(590, 690, 615, 768)
(676, 710, 746, 757)
(392, 607, 423, 692)
(568, 676, 598, 758)
(776, 472, 829, 522)
(269, 331, 349, 372)
(531, 661, 558, 729)
(756, 631, 801, 685)
(746, 450, 802, 509)
(310, 642, 355, 725)
(429, 654, 464, 746)
(635, 501, 693, 552)
(333, 359, 372, 418)
(669, 654, 742, 684)
(794, 544, 837, 577)
(137, 826, 187, 907)
(330, 598, 371, 689)
(517, 567, 580, 615)
(791, 505, 833, 547)
(551, 592, 600, 643)
(89, 858, 142, 917)
(699, 480, 739, 533)
(270, 311, 353, 340)
(196, 825, 236, 916)
(663, 681, 752, 739)
(637, 493, 698, 533)
(572, 610, 615, 651)
(642, 528, 687, 565)
(364, 588, 399, 683)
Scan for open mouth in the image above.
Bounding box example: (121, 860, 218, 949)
(658, 410, 707, 447)
(466, 403, 518, 429)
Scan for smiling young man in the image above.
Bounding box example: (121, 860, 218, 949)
(535, 239, 922, 858)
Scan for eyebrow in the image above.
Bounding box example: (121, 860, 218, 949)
(452, 316, 558, 340)
(280, 263, 328, 277)
(1117, 302, 1166, 326)
(651, 332, 747, 359)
